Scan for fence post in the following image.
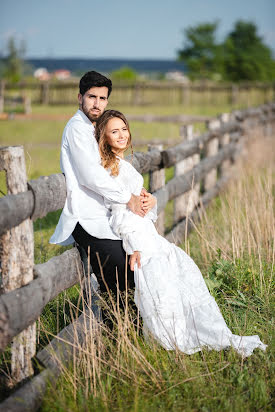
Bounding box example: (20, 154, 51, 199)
(219, 113, 231, 175)
(148, 144, 165, 236)
(0, 146, 35, 385)
(0, 80, 5, 114)
(40, 81, 49, 104)
(174, 125, 200, 223)
(203, 119, 220, 191)
(133, 83, 142, 105)
(23, 95, 32, 114)
(230, 84, 238, 105)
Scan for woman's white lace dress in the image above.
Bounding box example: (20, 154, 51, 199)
(105, 158, 267, 357)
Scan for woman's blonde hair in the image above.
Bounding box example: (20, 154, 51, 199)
(95, 110, 133, 176)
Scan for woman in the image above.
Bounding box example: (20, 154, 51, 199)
(95, 109, 267, 357)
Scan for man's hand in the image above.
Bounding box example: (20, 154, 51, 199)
(129, 251, 141, 271)
(141, 190, 157, 213)
(127, 194, 146, 217)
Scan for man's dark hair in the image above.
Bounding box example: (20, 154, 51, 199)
(79, 71, 112, 97)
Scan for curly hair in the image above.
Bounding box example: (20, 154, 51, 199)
(95, 110, 133, 176)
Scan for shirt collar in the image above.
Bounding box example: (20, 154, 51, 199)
(77, 109, 95, 129)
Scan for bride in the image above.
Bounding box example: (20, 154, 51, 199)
(94, 109, 267, 358)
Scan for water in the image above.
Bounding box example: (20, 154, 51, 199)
(26, 58, 186, 76)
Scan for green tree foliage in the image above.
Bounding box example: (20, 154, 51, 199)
(1, 37, 26, 83)
(178, 20, 275, 82)
(111, 66, 138, 82)
(178, 22, 222, 80)
(223, 20, 275, 81)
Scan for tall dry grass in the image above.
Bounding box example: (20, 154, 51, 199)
(186, 134, 275, 289)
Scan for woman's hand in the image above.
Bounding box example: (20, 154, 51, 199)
(140, 190, 157, 213)
(129, 251, 141, 271)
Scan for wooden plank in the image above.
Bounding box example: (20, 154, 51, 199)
(28, 174, 66, 220)
(0, 369, 54, 412)
(162, 120, 242, 167)
(0, 304, 100, 412)
(0, 191, 34, 236)
(174, 125, 200, 223)
(204, 119, 220, 191)
(148, 144, 165, 236)
(0, 146, 35, 384)
(165, 175, 230, 244)
(219, 113, 231, 174)
(0, 247, 83, 352)
(128, 149, 162, 174)
(155, 142, 238, 212)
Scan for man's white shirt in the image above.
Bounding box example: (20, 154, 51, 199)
(50, 109, 131, 246)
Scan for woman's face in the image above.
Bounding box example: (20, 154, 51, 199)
(105, 117, 130, 154)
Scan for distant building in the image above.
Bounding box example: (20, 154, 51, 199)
(33, 67, 51, 81)
(165, 71, 189, 83)
(53, 69, 71, 80)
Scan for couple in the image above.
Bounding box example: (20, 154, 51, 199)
(50, 71, 266, 357)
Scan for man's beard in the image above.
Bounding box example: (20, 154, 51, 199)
(81, 103, 101, 122)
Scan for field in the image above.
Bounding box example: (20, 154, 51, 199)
(0, 101, 274, 410)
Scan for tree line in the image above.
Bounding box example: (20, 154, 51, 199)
(177, 20, 275, 82)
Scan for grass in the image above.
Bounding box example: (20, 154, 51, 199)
(37, 134, 274, 411)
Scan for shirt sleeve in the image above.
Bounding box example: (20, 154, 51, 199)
(66, 122, 131, 204)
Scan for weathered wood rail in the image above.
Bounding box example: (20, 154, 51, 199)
(0, 102, 274, 411)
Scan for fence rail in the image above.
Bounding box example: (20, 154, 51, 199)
(1, 80, 275, 106)
(0, 101, 274, 411)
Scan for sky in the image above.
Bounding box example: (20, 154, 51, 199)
(1, 0, 274, 60)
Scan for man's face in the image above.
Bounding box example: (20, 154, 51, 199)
(78, 86, 109, 123)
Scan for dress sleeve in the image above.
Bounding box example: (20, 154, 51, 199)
(108, 205, 145, 255)
(66, 123, 131, 204)
(146, 201, 158, 222)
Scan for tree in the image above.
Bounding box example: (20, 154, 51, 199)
(2, 37, 26, 83)
(111, 66, 138, 82)
(222, 20, 275, 82)
(178, 22, 222, 80)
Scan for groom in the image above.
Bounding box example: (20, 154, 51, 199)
(50, 70, 155, 306)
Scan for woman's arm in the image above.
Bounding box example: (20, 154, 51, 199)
(140, 189, 158, 221)
(129, 251, 141, 271)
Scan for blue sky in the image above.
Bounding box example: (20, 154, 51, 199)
(1, 0, 274, 59)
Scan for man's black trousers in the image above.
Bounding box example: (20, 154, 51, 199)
(72, 222, 135, 302)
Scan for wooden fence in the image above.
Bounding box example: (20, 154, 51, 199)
(1, 80, 275, 107)
(0, 102, 274, 411)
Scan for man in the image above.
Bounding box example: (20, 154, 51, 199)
(50, 71, 155, 309)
